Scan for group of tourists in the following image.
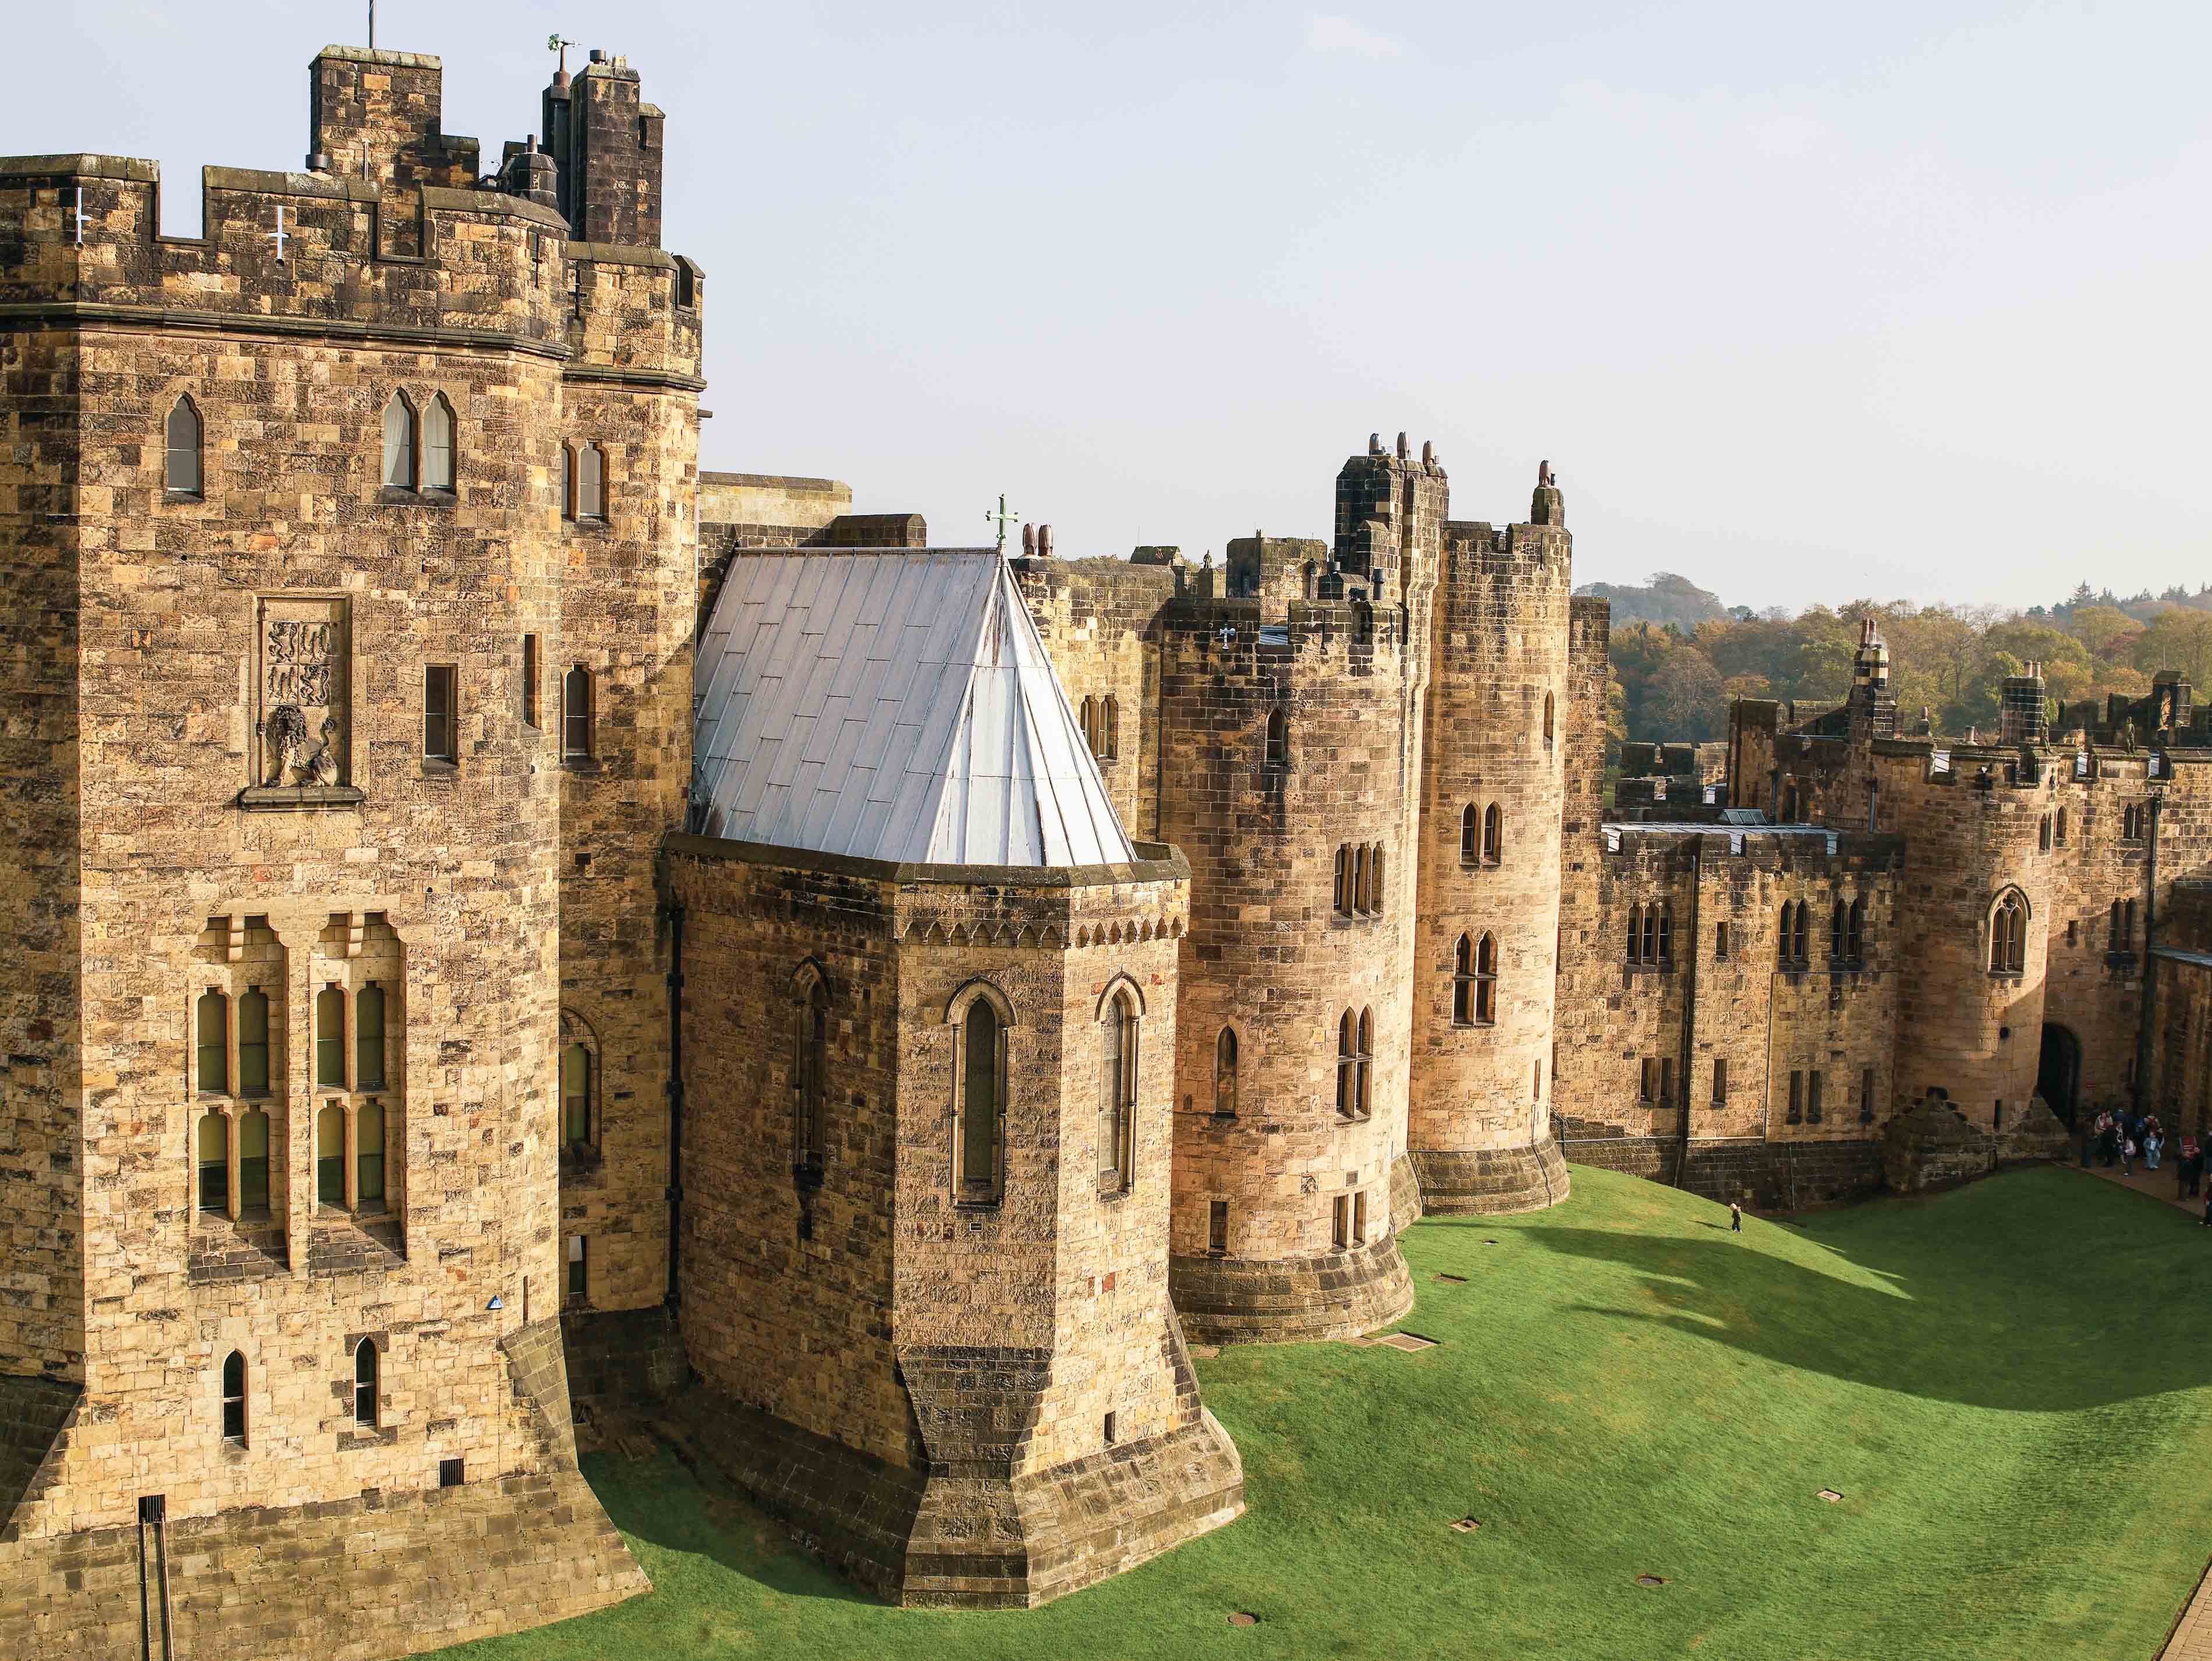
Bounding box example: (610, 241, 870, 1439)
(2084, 1106, 2181, 1178)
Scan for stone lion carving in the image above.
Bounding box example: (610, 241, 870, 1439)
(264, 703, 309, 787)
(300, 715, 342, 787)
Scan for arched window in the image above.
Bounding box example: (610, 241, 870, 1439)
(2039, 815, 2052, 853)
(356, 1099, 385, 1204)
(2055, 808, 2068, 847)
(165, 395, 203, 497)
(236, 987, 270, 1098)
(1847, 896, 1866, 961)
(1482, 803, 1502, 865)
(562, 1042, 593, 1149)
(316, 985, 346, 1089)
(1656, 904, 1672, 964)
(196, 990, 228, 1095)
(1355, 1007, 1374, 1116)
(2110, 898, 2125, 950)
(1079, 696, 1097, 754)
(1642, 905, 1659, 965)
(1214, 1026, 1239, 1117)
(237, 1108, 270, 1212)
(1265, 706, 1288, 768)
(1336, 1010, 1360, 1118)
(221, 1351, 247, 1445)
(1369, 843, 1385, 913)
(1099, 987, 1137, 1191)
(576, 442, 606, 520)
(355, 984, 386, 1090)
(423, 394, 456, 492)
(1830, 900, 1848, 961)
(353, 1339, 379, 1428)
(1334, 845, 1351, 916)
(1461, 805, 1478, 865)
(1353, 845, 1370, 915)
(561, 442, 578, 521)
(1626, 905, 1644, 964)
(317, 1103, 346, 1206)
(1990, 891, 2027, 974)
(1474, 934, 1498, 1024)
(1100, 695, 1118, 760)
(950, 984, 1009, 1203)
(381, 392, 417, 490)
(1453, 933, 1476, 1025)
(794, 967, 829, 1173)
(563, 666, 593, 760)
(197, 1111, 229, 1212)
(1543, 690, 1555, 745)
(1779, 901, 1809, 966)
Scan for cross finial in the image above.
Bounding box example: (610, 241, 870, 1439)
(265, 205, 289, 263)
(984, 493, 1020, 555)
(69, 186, 90, 246)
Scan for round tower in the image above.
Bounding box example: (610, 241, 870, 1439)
(1406, 464, 1573, 1212)
(1161, 441, 1443, 1344)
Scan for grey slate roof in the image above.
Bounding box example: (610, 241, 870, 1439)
(691, 550, 1135, 868)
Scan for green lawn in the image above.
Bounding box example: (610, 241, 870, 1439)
(434, 1166, 2212, 1660)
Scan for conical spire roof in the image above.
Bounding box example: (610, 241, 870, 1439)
(691, 550, 1134, 867)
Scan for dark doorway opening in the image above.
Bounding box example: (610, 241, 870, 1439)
(2037, 1024, 2082, 1127)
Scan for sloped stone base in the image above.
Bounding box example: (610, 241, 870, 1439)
(0, 1467, 647, 1661)
(1170, 1230, 1415, 1345)
(1883, 1099, 1998, 1194)
(664, 1324, 1243, 1609)
(1388, 1150, 1424, 1227)
(1410, 1137, 1571, 1216)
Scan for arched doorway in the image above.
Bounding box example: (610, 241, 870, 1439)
(2037, 1024, 2082, 1127)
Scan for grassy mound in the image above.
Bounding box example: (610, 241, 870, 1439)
(434, 1166, 2212, 1659)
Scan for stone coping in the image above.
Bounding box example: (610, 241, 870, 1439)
(664, 831, 1189, 891)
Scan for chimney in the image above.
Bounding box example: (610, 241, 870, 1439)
(2000, 662, 2048, 746)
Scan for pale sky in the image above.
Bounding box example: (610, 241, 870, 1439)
(11, 1, 2209, 610)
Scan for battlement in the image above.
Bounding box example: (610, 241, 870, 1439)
(0, 47, 699, 381)
(1599, 821, 1906, 875)
(1160, 589, 1409, 668)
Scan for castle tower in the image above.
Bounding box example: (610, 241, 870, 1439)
(1155, 440, 1441, 1344)
(1406, 462, 1573, 1212)
(0, 43, 696, 1653)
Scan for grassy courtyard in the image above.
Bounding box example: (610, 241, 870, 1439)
(435, 1166, 2212, 1660)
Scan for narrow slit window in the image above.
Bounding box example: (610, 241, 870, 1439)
(1099, 991, 1136, 1189)
(563, 1042, 593, 1148)
(221, 1351, 247, 1444)
(1860, 1067, 1876, 1124)
(356, 1098, 385, 1203)
(563, 667, 593, 760)
(566, 1234, 587, 1302)
(1848, 897, 1866, 961)
(1353, 1189, 1368, 1245)
(353, 1339, 379, 1428)
(1482, 803, 1502, 865)
(381, 393, 417, 490)
(1214, 1026, 1238, 1117)
(165, 395, 204, 497)
(1715, 920, 1730, 958)
(1265, 706, 1288, 767)
(1543, 690, 1555, 745)
(317, 1103, 346, 1206)
(1788, 1069, 1804, 1124)
(316, 986, 347, 1089)
(577, 442, 605, 520)
(355, 983, 386, 1090)
(1461, 804, 1478, 865)
(1712, 1057, 1728, 1104)
(1355, 1008, 1373, 1117)
(423, 393, 456, 492)
(1807, 1069, 1824, 1124)
(1474, 934, 1497, 1025)
(235, 987, 269, 1099)
(237, 1109, 270, 1212)
(561, 442, 577, 522)
(522, 634, 541, 729)
(958, 996, 1005, 1201)
(197, 1111, 229, 1212)
(424, 665, 458, 762)
(1208, 1199, 1229, 1254)
(196, 990, 229, 1095)
(1337, 1010, 1359, 1117)
(1332, 1193, 1350, 1249)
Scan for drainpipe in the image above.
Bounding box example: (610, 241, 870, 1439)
(1673, 840, 1703, 1190)
(663, 901, 686, 1311)
(2132, 791, 2161, 1119)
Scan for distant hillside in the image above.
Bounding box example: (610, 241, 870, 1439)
(1574, 571, 1731, 630)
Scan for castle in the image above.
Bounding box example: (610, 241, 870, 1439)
(3, 40, 2209, 1660)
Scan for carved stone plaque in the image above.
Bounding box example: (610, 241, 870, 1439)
(246, 595, 355, 805)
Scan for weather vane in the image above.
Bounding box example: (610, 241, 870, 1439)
(548, 33, 573, 76)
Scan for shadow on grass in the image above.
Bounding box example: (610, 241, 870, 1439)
(1506, 1169, 2212, 1412)
(580, 1446, 885, 1607)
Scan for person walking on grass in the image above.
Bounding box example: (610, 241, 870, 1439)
(1730, 1200, 1743, 1235)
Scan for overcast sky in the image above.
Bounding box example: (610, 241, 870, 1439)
(11, 2, 2209, 610)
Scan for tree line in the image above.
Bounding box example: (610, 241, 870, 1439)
(1587, 574, 2212, 753)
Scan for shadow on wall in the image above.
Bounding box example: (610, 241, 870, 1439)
(1512, 1170, 2206, 1414)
